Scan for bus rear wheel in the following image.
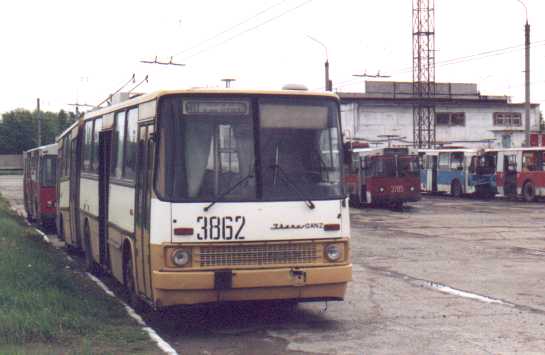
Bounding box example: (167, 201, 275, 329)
(58, 216, 65, 241)
(83, 222, 100, 275)
(123, 253, 145, 312)
(451, 180, 462, 198)
(523, 181, 536, 202)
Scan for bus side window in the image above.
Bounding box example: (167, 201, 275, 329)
(450, 153, 464, 171)
(522, 152, 537, 172)
(469, 156, 476, 174)
(438, 153, 449, 170)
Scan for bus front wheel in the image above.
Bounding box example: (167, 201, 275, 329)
(451, 180, 462, 198)
(523, 181, 536, 202)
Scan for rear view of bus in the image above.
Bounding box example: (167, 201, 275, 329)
(23, 144, 58, 227)
(151, 91, 351, 307)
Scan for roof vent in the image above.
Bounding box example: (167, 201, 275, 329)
(282, 84, 308, 91)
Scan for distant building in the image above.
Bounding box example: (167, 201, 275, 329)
(339, 81, 541, 148)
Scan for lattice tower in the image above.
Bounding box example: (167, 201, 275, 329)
(412, 0, 436, 148)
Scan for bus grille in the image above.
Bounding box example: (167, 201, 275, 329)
(198, 244, 319, 267)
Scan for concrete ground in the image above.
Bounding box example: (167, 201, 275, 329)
(1, 174, 545, 355)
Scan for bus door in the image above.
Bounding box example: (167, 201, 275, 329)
(98, 131, 111, 268)
(430, 155, 438, 193)
(69, 137, 82, 247)
(504, 154, 517, 196)
(135, 123, 154, 298)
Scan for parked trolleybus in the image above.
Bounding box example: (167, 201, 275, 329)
(56, 88, 351, 309)
(419, 148, 496, 197)
(489, 147, 545, 201)
(23, 143, 58, 227)
(344, 145, 420, 209)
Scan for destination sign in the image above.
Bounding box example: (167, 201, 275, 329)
(183, 100, 250, 115)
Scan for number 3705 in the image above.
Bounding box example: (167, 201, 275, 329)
(196, 216, 246, 240)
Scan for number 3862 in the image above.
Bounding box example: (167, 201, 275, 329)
(196, 216, 246, 240)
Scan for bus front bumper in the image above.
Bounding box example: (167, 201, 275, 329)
(151, 264, 352, 307)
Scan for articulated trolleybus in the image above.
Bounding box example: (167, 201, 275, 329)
(344, 145, 420, 209)
(57, 88, 351, 309)
(419, 148, 496, 198)
(23, 143, 58, 227)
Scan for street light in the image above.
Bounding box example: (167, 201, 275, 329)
(307, 35, 332, 91)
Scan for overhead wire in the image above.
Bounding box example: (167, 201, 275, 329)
(333, 39, 545, 91)
(175, 0, 313, 62)
(172, 0, 290, 58)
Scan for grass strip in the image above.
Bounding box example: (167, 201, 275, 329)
(0, 195, 158, 354)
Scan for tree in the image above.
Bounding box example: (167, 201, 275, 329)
(0, 109, 77, 154)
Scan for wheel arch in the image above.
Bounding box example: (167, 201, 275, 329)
(122, 237, 137, 287)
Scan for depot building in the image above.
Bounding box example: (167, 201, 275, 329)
(338, 81, 542, 148)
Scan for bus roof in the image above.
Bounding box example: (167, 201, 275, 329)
(56, 119, 81, 142)
(486, 147, 545, 153)
(24, 143, 58, 155)
(80, 88, 340, 121)
(419, 148, 480, 154)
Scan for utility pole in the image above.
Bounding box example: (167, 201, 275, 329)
(524, 18, 531, 145)
(36, 98, 41, 146)
(516, 0, 530, 146)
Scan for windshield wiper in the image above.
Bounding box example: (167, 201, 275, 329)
(270, 164, 315, 210)
(203, 173, 254, 212)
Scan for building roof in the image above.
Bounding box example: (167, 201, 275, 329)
(337, 81, 539, 108)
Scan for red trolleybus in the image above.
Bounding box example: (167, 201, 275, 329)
(57, 88, 351, 309)
(344, 145, 420, 209)
(23, 143, 58, 227)
(491, 147, 545, 202)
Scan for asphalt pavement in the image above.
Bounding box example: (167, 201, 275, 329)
(1, 174, 544, 355)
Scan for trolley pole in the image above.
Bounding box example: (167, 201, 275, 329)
(36, 98, 41, 146)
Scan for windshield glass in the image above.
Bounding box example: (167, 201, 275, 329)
(156, 95, 343, 202)
(366, 156, 396, 177)
(258, 98, 342, 200)
(158, 96, 256, 201)
(398, 155, 419, 177)
(41, 156, 57, 187)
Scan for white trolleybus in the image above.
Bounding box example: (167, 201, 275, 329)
(56, 88, 352, 309)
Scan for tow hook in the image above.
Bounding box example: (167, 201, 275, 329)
(291, 269, 306, 286)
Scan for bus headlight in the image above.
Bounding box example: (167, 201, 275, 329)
(410, 186, 415, 192)
(172, 249, 191, 267)
(325, 244, 342, 262)
(379, 187, 385, 193)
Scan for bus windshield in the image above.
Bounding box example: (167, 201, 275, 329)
(398, 155, 419, 177)
(366, 156, 396, 177)
(157, 95, 343, 202)
(41, 156, 57, 187)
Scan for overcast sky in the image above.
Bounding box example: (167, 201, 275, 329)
(1, 0, 544, 114)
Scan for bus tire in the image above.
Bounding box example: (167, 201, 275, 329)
(83, 221, 100, 275)
(58, 215, 65, 241)
(451, 180, 462, 198)
(390, 201, 403, 211)
(523, 181, 536, 202)
(123, 249, 145, 312)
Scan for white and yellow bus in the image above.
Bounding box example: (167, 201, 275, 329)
(56, 88, 352, 309)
